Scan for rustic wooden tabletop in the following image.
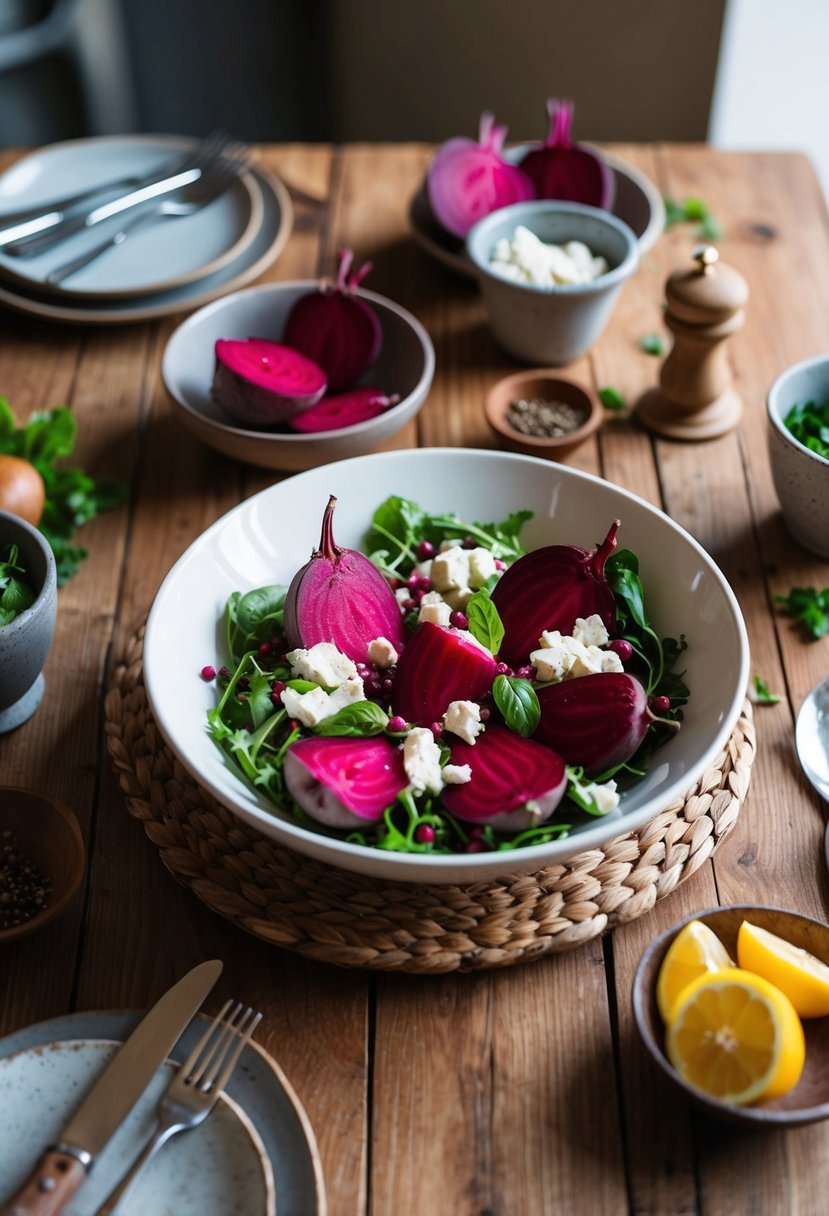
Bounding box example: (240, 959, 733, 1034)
(1, 142, 829, 1216)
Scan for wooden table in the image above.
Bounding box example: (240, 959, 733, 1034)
(1, 142, 829, 1216)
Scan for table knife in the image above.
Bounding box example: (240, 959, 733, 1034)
(0, 958, 222, 1216)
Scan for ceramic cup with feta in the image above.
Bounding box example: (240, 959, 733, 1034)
(466, 200, 638, 365)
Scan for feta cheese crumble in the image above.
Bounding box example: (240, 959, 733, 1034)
(442, 699, 484, 745)
(403, 727, 445, 795)
(367, 636, 398, 669)
(530, 619, 623, 684)
(489, 226, 609, 288)
(286, 642, 357, 688)
(281, 673, 365, 728)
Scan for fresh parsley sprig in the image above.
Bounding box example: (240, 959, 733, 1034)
(774, 586, 829, 640)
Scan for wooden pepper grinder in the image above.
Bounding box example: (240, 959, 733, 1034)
(636, 245, 748, 440)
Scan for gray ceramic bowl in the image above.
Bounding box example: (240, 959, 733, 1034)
(0, 511, 57, 733)
(767, 354, 829, 558)
(162, 281, 435, 472)
(466, 201, 639, 365)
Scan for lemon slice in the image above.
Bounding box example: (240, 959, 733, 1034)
(656, 919, 734, 1023)
(737, 920, 829, 1018)
(666, 968, 805, 1105)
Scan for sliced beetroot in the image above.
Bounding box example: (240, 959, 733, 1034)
(519, 98, 615, 210)
(284, 735, 407, 829)
(427, 111, 536, 239)
(441, 724, 566, 831)
(535, 671, 669, 776)
(391, 622, 496, 727)
(491, 520, 620, 667)
(212, 338, 327, 428)
(289, 387, 400, 434)
(284, 494, 405, 665)
(283, 249, 382, 392)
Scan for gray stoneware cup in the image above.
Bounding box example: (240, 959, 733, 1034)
(0, 509, 57, 733)
(767, 354, 829, 558)
(466, 200, 639, 366)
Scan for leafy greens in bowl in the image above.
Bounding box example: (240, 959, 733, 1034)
(143, 449, 750, 884)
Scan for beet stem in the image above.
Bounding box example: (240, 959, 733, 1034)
(336, 249, 354, 292)
(590, 518, 621, 578)
(317, 494, 342, 560)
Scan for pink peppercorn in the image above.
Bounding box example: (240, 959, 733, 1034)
(414, 824, 435, 845)
(200, 665, 217, 681)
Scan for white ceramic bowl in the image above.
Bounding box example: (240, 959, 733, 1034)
(466, 201, 639, 365)
(162, 282, 436, 471)
(143, 449, 750, 885)
(767, 354, 829, 558)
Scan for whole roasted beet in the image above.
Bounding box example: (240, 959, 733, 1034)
(535, 671, 673, 776)
(284, 495, 405, 665)
(392, 622, 497, 727)
(442, 724, 567, 831)
(284, 735, 407, 829)
(491, 520, 619, 666)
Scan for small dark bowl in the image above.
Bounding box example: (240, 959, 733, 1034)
(485, 371, 602, 461)
(633, 904, 829, 1128)
(0, 787, 85, 945)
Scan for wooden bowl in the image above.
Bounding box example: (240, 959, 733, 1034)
(633, 904, 829, 1127)
(0, 788, 85, 945)
(485, 371, 602, 461)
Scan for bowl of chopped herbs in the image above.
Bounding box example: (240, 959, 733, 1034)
(0, 509, 57, 733)
(767, 355, 829, 559)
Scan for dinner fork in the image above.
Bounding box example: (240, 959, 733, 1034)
(93, 999, 262, 1216)
(43, 146, 249, 287)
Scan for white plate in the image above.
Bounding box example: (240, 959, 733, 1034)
(0, 136, 265, 299)
(0, 1011, 326, 1216)
(410, 147, 665, 278)
(142, 448, 750, 885)
(0, 160, 292, 325)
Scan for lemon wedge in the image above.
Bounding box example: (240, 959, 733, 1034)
(656, 918, 734, 1023)
(737, 920, 829, 1018)
(666, 968, 805, 1105)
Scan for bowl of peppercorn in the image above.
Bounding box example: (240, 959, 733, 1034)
(485, 370, 602, 461)
(0, 788, 85, 944)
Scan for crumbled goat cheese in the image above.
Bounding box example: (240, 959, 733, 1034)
(581, 780, 620, 815)
(367, 636, 398, 668)
(286, 642, 357, 688)
(431, 545, 496, 595)
(442, 763, 472, 784)
(281, 674, 365, 728)
(489, 226, 609, 288)
(572, 614, 610, 648)
(530, 628, 623, 683)
(443, 699, 484, 745)
(403, 727, 445, 795)
(418, 590, 453, 627)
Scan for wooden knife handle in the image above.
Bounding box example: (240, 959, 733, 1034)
(0, 1150, 87, 1216)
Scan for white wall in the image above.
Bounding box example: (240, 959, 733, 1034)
(709, 0, 829, 199)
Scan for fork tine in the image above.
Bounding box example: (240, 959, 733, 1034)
(200, 1004, 262, 1093)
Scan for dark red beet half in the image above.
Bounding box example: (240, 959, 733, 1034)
(519, 98, 615, 211)
(392, 622, 497, 727)
(535, 671, 653, 776)
(284, 735, 407, 829)
(212, 338, 327, 427)
(289, 388, 399, 434)
(441, 724, 566, 830)
(491, 520, 619, 667)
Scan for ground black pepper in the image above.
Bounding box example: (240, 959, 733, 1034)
(507, 397, 588, 438)
(0, 830, 52, 930)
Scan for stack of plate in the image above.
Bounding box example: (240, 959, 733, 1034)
(0, 135, 293, 325)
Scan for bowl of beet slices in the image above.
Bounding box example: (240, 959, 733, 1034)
(162, 278, 435, 471)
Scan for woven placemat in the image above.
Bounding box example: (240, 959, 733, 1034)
(104, 625, 756, 974)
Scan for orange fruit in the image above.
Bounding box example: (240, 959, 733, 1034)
(737, 920, 829, 1018)
(666, 968, 805, 1106)
(656, 919, 734, 1023)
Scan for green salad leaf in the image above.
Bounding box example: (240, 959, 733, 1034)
(0, 543, 35, 625)
(774, 586, 829, 640)
(465, 588, 504, 655)
(492, 674, 540, 737)
(605, 548, 688, 707)
(783, 399, 829, 461)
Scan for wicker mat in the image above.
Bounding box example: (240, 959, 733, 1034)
(104, 625, 756, 974)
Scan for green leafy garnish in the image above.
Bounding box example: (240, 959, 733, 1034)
(0, 398, 126, 584)
(605, 548, 688, 706)
(565, 767, 617, 817)
(313, 701, 389, 737)
(492, 674, 540, 737)
(639, 333, 666, 356)
(663, 196, 723, 241)
(752, 676, 781, 706)
(774, 586, 829, 640)
(226, 584, 288, 666)
(465, 588, 504, 655)
(783, 399, 829, 461)
(599, 387, 626, 411)
(0, 543, 35, 625)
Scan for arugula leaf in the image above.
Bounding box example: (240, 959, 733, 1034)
(783, 399, 829, 461)
(313, 701, 389, 737)
(639, 333, 666, 357)
(492, 674, 540, 737)
(774, 586, 829, 640)
(599, 387, 626, 411)
(752, 676, 781, 706)
(465, 588, 504, 655)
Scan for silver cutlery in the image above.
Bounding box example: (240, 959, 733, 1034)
(793, 673, 829, 867)
(44, 151, 249, 287)
(0, 959, 222, 1216)
(93, 999, 262, 1216)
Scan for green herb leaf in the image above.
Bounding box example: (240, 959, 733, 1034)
(599, 387, 626, 411)
(313, 701, 389, 737)
(783, 399, 829, 461)
(0, 543, 35, 624)
(465, 588, 504, 655)
(565, 767, 618, 816)
(226, 584, 287, 664)
(492, 674, 540, 737)
(774, 586, 829, 640)
(639, 333, 666, 356)
(662, 195, 724, 241)
(752, 675, 781, 706)
(606, 549, 688, 705)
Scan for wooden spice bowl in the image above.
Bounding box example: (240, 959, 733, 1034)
(0, 787, 85, 945)
(485, 371, 602, 461)
(632, 904, 829, 1128)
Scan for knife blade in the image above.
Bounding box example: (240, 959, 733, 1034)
(0, 958, 222, 1216)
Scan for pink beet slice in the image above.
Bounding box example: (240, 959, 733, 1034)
(442, 724, 567, 831)
(535, 671, 666, 776)
(289, 388, 400, 434)
(491, 519, 620, 667)
(284, 735, 407, 829)
(391, 622, 497, 727)
(212, 337, 327, 428)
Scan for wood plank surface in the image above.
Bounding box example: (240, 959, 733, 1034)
(0, 142, 828, 1216)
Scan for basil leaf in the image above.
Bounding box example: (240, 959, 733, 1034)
(465, 589, 504, 655)
(493, 674, 540, 737)
(752, 675, 781, 706)
(606, 550, 648, 630)
(314, 701, 389, 736)
(639, 333, 665, 356)
(599, 387, 626, 411)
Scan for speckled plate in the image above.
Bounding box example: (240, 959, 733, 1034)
(0, 1012, 326, 1216)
